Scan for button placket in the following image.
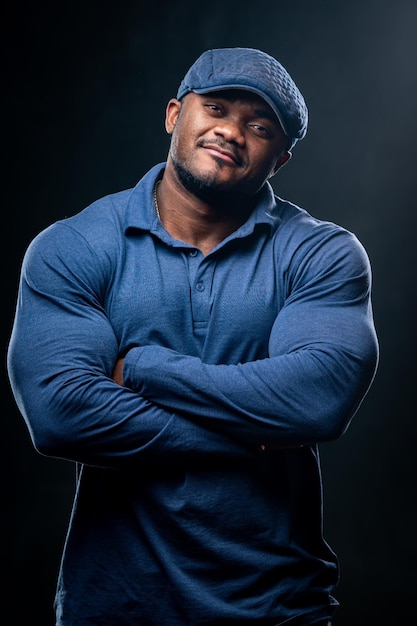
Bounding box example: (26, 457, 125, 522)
(188, 255, 214, 327)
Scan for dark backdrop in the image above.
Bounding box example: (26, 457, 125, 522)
(3, 1, 416, 623)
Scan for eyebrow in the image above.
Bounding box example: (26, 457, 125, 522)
(253, 108, 280, 126)
(200, 92, 281, 129)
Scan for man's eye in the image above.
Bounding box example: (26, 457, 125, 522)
(205, 104, 221, 112)
(250, 124, 270, 136)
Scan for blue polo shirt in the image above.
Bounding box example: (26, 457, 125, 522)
(8, 162, 378, 625)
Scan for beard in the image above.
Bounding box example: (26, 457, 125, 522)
(171, 151, 259, 210)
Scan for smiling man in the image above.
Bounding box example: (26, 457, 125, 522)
(8, 48, 378, 625)
(154, 89, 291, 256)
(166, 89, 291, 204)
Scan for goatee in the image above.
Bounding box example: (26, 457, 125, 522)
(172, 156, 253, 210)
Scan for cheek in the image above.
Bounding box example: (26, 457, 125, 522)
(169, 126, 187, 161)
(170, 117, 194, 153)
(170, 115, 208, 165)
(249, 151, 279, 180)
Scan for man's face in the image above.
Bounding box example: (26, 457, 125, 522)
(165, 90, 291, 206)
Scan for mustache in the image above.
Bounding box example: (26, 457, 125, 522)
(197, 139, 244, 167)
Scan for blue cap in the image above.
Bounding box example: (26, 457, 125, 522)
(176, 47, 308, 149)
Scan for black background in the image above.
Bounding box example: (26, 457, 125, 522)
(3, 1, 417, 623)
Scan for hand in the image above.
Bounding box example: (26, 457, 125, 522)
(112, 358, 125, 386)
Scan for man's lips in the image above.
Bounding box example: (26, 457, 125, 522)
(199, 141, 243, 166)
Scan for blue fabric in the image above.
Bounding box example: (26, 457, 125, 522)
(177, 47, 308, 148)
(7, 162, 378, 625)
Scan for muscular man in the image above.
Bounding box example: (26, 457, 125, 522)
(8, 47, 378, 625)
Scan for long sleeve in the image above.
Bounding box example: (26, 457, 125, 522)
(123, 226, 379, 447)
(7, 223, 252, 467)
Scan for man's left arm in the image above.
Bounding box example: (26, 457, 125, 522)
(121, 231, 379, 448)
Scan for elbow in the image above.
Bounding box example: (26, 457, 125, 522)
(8, 360, 74, 458)
(26, 413, 72, 458)
(296, 400, 354, 444)
(310, 407, 352, 442)
(300, 378, 375, 443)
(303, 345, 379, 443)
(14, 390, 79, 458)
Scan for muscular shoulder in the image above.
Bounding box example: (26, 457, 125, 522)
(61, 188, 134, 248)
(273, 197, 371, 276)
(22, 188, 134, 297)
(28, 188, 133, 258)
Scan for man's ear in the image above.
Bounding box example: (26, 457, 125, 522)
(270, 151, 292, 178)
(165, 98, 182, 134)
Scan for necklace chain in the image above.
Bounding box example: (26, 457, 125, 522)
(153, 182, 161, 221)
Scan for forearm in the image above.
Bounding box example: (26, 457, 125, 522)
(8, 335, 253, 467)
(123, 349, 366, 447)
(123, 301, 378, 447)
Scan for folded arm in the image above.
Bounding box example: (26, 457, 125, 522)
(7, 224, 252, 468)
(122, 230, 379, 447)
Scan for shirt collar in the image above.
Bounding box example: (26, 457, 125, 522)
(124, 162, 282, 235)
(124, 163, 165, 232)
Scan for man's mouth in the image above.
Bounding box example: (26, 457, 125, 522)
(199, 141, 243, 166)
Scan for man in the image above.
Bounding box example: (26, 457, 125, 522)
(7, 47, 378, 625)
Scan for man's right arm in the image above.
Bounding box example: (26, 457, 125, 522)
(7, 224, 252, 468)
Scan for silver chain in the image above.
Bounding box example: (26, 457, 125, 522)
(153, 182, 161, 220)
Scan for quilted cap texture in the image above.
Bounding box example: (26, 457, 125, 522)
(177, 47, 308, 148)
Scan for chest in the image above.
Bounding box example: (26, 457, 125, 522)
(107, 234, 283, 364)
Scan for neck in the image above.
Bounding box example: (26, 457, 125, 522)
(155, 168, 253, 256)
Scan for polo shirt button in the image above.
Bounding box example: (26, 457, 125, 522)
(196, 282, 205, 292)
(189, 249, 198, 257)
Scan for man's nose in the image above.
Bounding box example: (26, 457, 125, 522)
(213, 119, 245, 144)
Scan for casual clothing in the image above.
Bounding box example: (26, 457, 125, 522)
(7, 162, 378, 625)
